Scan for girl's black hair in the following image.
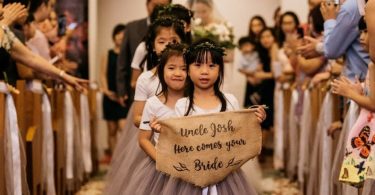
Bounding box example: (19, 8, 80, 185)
(112, 24, 126, 40)
(277, 11, 300, 47)
(156, 43, 188, 102)
(238, 36, 256, 48)
(151, 4, 193, 25)
(29, 0, 49, 15)
(183, 38, 227, 116)
(141, 16, 187, 71)
(358, 16, 367, 31)
(248, 15, 267, 41)
(309, 4, 324, 35)
(150, 4, 193, 44)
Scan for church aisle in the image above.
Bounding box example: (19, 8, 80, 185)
(75, 156, 301, 195)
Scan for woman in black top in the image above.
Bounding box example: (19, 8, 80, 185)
(100, 24, 128, 158)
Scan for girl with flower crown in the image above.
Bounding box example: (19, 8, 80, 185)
(126, 39, 265, 194)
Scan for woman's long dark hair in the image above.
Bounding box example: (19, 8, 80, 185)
(309, 4, 324, 36)
(183, 39, 227, 116)
(248, 15, 267, 42)
(141, 17, 187, 71)
(156, 43, 187, 103)
(277, 11, 300, 47)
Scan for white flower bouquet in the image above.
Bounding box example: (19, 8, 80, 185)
(192, 18, 236, 49)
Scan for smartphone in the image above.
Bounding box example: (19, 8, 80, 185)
(49, 55, 61, 65)
(67, 22, 78, 31)
(297, 27, 304, 39)
(57, 15, 67, 36)
(326, 0, 340, 5)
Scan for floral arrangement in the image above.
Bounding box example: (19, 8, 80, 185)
(192, 18, 236, 49)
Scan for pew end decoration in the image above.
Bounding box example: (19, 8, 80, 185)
(156, 109, 262, 187)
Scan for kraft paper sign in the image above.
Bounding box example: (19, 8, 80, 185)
(156, 109, 262, 188)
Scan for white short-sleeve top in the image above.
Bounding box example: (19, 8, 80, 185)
(134, 70, 160, 101)
(139, 96, 176, 144)
(131, 42, 147, 72)
(175, 93, 240, 117)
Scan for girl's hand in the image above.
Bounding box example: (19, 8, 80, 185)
(150, 117, 162, 133)
(311, 72, 330, 87)
(60, 72, 89, 92)
(327, 121, 342, 138)
(321, 1, 340, 21)
(250, 105, 267, 123)
(1, 3, 27, 26)
(104, 90, 118, 101)
(331, 76, 363, 98)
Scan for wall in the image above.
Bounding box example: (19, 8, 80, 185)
(280, 0, 309, 23)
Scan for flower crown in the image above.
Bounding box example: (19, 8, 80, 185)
(152, 16, 184, 28)
(158, 4, 193, 18)
(186, 41, 225, 56)
(161, 43, 188, 56)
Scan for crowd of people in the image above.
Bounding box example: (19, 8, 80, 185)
(98, 0, 375, 194)
(0, 0, 88, 90)
(3, 0, 374, 194)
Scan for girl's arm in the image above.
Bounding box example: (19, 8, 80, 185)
(10, 38, 87, 90)
(298, 55, 325, 75)
(99, 52, 109, 92)
(254, 71, 273, 80)
(332, 63, 375, 111)
(138, 130, 156, 160)
(131, 69, 141, 89)
(348, 63, 375, 111)
(16, 62, 35, 79)
(133, 100, 146, 127)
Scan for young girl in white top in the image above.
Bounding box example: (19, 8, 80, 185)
(174, 39, 265, 194)
(132, 17, 187, 127)
(130, 4, 193, 89)
(123, 43, 206, 194)
(104, 17, 187, 195)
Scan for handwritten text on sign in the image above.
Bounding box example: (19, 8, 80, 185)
(156, 110, 262, 188)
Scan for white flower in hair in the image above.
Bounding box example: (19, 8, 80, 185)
(193, 18, 202, 26)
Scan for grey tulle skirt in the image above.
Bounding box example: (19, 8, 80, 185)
(104, 105, 148, 195)
(123, 157, 258, 195)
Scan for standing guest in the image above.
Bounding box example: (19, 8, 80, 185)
(0, 1, 87, 90)
(244, 16, 267, 107)
(0, 1, 30, 85)
(100, 24, 127, 162)
(277, 11, 301, 47)
(248, 15, 267, 43)
(298, 0, 369, 81)
(23, 0, 54, 60)
(116, 0, 171, 107)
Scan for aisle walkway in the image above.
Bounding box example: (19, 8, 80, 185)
(76, 156, 301, 195)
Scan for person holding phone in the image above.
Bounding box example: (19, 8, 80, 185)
(298, 0, 369, 82)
